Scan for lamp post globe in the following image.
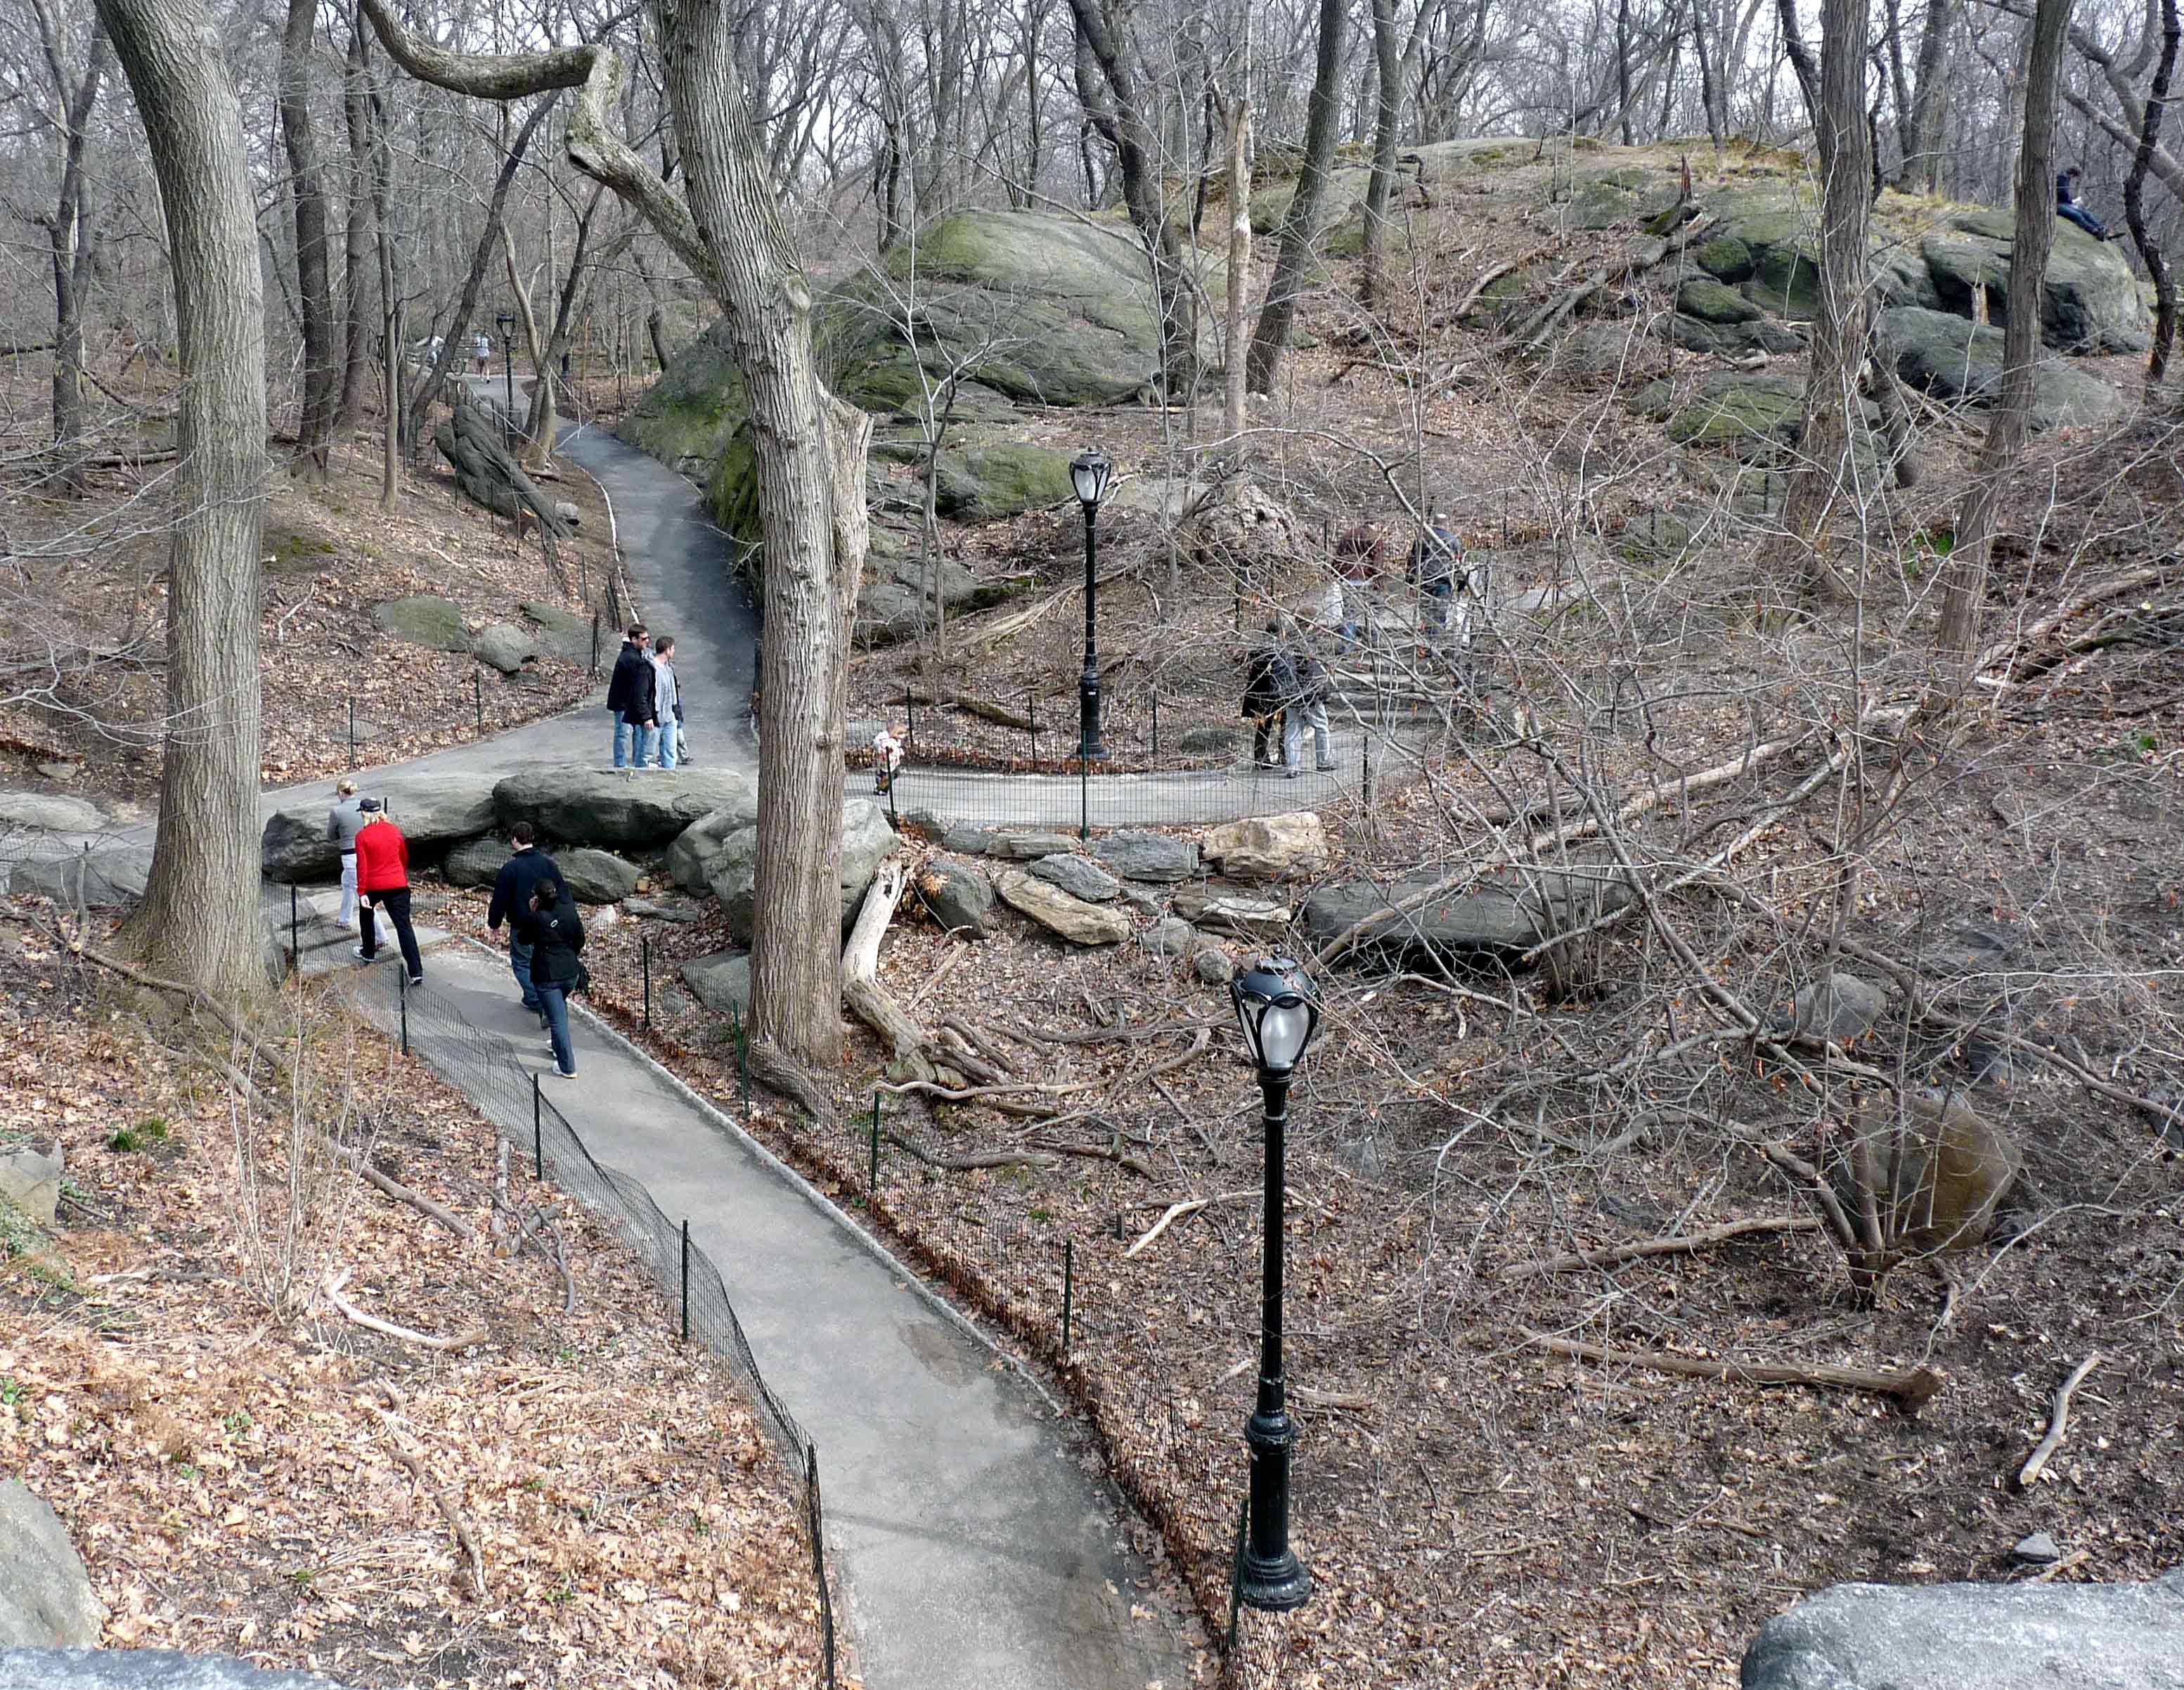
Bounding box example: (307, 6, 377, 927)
(1229, 955, 1320, 1612)
(1071, 449, 1112, 765)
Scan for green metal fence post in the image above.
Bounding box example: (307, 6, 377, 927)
(1061, 1238, 1073, 1357)
(868, 1090, 881, 1196)
(680, 1218, 690, 1343)
(532, 1073, 543, 1179)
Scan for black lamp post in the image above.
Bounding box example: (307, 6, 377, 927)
(1229, 955, 1322, 1613)
(1070, 449, 1112, 763)
(496, 311, 517, 446)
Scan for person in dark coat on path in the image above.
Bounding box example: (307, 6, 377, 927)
(516, 879, 586, 1079)
(486, 821, 562, 1023)
(605, 624, 654, 767)
(1241, 619, 1297, 769)
(352, 800, 424, 983)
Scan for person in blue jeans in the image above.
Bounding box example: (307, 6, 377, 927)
(648, 634, 680, 768)
(2056, 167, 2121, 239)
(605, 624, 652, 766)
(485, 822, 562, 1024)
(515, 878, 586, 1079)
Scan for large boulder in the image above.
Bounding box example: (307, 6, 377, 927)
(1740, 1571, 2184, 1689)
(555, 847, 642, 904)
(370, 594, 469, 652)
(1173, 888, 1293, 941)
(1676, 276, 1761, 325)
(706, 801, 897, 943)
(0, 794, 104, 834)
(995, 868, 1131, 946)
(932, 443, 1077, 520)
(1919, 209, 2149, 352)
(492, 768, 756, 851)
(1775, 973, 1889, 1044)
(1030, 853, 1122, 903)
(665, 794, 765, 891)
(1203, 813, 1329, 882)
(853, 527, 1031, 647)
(519, 601, 596, 663)
(470, 623, 538, 675)
(1873, 307, 2125, 429)
(1094, 831, 1201, 884)
(0, 1480, 106, 1647)
(440, 836, 506, 889)
(262, 773, 499, 880)
(915, 858, 997, 938)
(0, 1650, 356, 1687)
(679, 951, 751, 1017)
(1298, 867, 1631, 963)
(8, 844, 153, 907)
(839, 800, 900, 908)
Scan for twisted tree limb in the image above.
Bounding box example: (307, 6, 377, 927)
(1527, 1330, 1946, 1408)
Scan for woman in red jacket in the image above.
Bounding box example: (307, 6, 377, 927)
(352, 800, 424, 984)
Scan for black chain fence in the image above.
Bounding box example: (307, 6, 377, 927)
(381, 969, 838, 1688)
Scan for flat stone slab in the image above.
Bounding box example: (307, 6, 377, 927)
(1172, 888, 1292, 941)
(680, 950, 751, 1014)
(0, 1649, 355, 1687)
(1092, 831, 1198, 883)
(493, 768, 757, 851)
(0, 1149, 63, 1227)
(8, 846, 152, 907)
(989, 831, 1081, 861)
(995, 867, 1130, 944)
(0, 794, 105, 834)
(1030, 853, 1122, 903)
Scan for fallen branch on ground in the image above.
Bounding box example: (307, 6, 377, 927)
(881, 1130, 1062, 1173)
(321, 1268, 488, 1352)
(1507, 1214, 1822, 1280)
(842, 858, 941, 1085)
(1525, 1331, 1946, 1408)
(2017, 1353, 2103, 1489)
(1125, 1189, 1258, 1258)
(368, 1388, 486, 1599)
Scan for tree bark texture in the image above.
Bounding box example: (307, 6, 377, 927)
(1901, 0, 1955, 189)
(1246, 0, 1348, 393)
(1774, 0, 1872, 605)
(94, 0, 268, 1000)
(1361, 0, 1402, 303)
(280, 0, 338, 471)
(2122, 0, 2179, 387)
(44, 18, 108, 496)
(1937, 0, 2072, 675)
(337, 19, 375, 434)
(1774, 0, 1821, 123)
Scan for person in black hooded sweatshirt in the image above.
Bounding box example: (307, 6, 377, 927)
(516, 877, 586, 1079)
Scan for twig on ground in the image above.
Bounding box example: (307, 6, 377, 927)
(2017, 1353, 2104, 1490)
(321, 1267, 488, 1352)
(1508, 1214, 1822, 1279)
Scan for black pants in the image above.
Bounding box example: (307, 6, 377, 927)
(360, 887, 424, 979)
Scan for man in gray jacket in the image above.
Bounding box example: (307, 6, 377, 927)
(326, 779, 366, 927)
(648, 634, 681, 770)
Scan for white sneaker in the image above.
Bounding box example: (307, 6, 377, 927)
(352, 946, 370, 960)
(550, 1068, 578, 1081)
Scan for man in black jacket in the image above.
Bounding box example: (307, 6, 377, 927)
(606, 624, 652, 767)
(486, 823, 562, 1021)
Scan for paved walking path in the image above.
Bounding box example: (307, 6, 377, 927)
(337, 938, 1199, 1690)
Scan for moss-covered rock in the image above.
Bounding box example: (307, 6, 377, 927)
(1677, 276, 1761, 324)
(371, 595, 469, 652)
(932, 442, 1077, 520)
(1919, 212, 2148, 352)
(1568, 165, 1681, 230)
(1656, 373, 1808, 452)
(1873, 307, 2126, 428)
(519, 601, 595, 662)
(1694, 236, 1755, 283)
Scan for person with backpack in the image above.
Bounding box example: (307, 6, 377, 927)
(516, 878, 586, 1080)
(486, 821, 562, 1024)
(1240, 620, 1296, 770)
(1284, 624, 1336, 776)
(605, 623, 656, 767)
(352, 800, 424, 984)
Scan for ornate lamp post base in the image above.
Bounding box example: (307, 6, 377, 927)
(1240, 1395, 1312, 1610)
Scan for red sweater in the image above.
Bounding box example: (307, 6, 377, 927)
(354, 819, 411, 893)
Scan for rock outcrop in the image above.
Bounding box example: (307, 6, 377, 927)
(491, 769, 757, 851)
(995, 867, 1131, 945)
(1298, 867, 1630, 964)
(262, 774, 499, 879)
(0, 1480, 106, 1648)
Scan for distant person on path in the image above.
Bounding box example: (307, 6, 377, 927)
(517, 879, 586, 1080)
(1241, 620, 1296, 770)
(872, 721, 906, 794)
(472, 330, 491, 373)
(326, 778, 365, 928)
(2056, 167, 2121, 240)
(606, 624, 653, 767)
(486, 821, 562, 1026)
(1333, 522, 1385, 645)
(1283, 624, 1336, 775)
(1410, 512, 1462, 638)
(648, 634, 680, 770)
(353, 800, 424, 984)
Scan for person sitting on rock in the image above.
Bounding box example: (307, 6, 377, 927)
(2056, 167, 2121, 240)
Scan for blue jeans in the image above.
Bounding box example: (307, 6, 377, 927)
(538, 983, 574, 1075)
(613, 713, 634, 768)
(510, 936, 538, 1011)
(651, 718, 678, 769)
(2059, 202, 2107, 238)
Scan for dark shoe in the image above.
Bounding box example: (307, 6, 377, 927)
(1286, 768, 1300, 780)
(1317, 762, 1338, 772)
(408, 975, 425, 986)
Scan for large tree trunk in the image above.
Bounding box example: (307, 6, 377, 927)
(1245, 0, 1347, 393)
(1773, 0, 1872, 606)
(280, 0, 338, 472)
(1899, 0, 1954, 190)
(336, 18, 374, 434)
(95, 0, 268, 1000)
(1361, 0, 1402, 304)
(1067, 0, 1196, 389)
(1935, 0, 2072, 677)
(364, 35, 401, 510)
(1774, 0, 1821, 124)
(2123, 0, 2180, 389)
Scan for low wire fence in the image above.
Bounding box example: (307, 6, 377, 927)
(380, 969, 838, 1688)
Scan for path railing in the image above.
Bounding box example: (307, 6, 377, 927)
(384, 969, 838, 1688)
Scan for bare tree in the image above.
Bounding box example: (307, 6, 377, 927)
(1360, 0, 1402, 307)
(2121, 0, 2180, 387)
(358, 0, 871, 1085)
(279, 0, 339, 472)
(1245, 0, 1346, 394)
(1937, 0, 2074, 675)
(93, 0, 268, 1000)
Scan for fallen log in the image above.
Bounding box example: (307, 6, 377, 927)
(842, 857, 941, 1085)
(1507, 1213, 1821, 1279)
(1526, 1331, 1945, 1409)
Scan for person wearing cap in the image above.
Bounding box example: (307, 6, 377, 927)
(325, 778, 366, 928)
(486, 821, 562, 1024)
(353, 800, 424, 984)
